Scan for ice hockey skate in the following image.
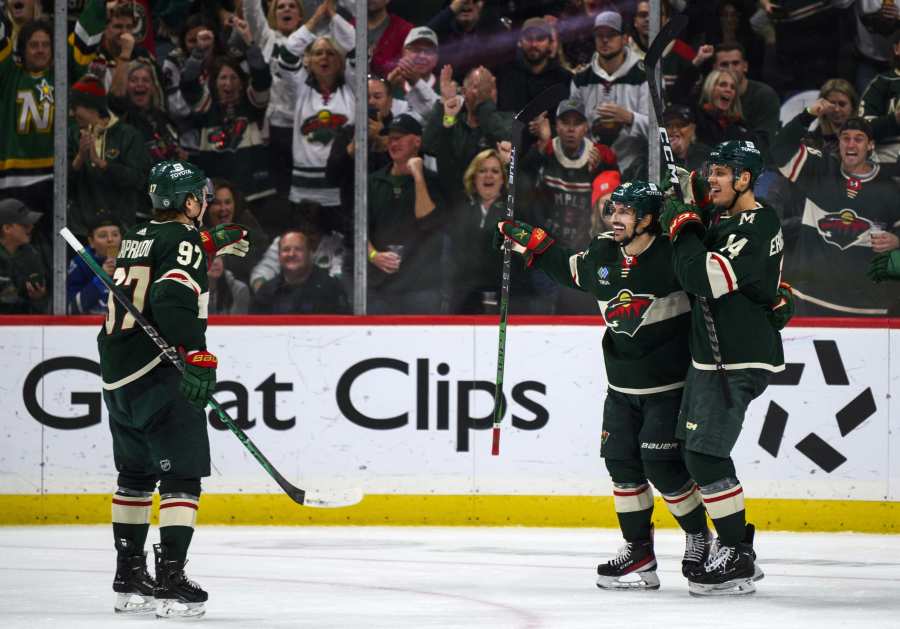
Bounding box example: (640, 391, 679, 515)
(688, 524, 764, 596)
(112, 538, 157, 614)
(596, 538, 659, 590)
(153, 543, 208, 618)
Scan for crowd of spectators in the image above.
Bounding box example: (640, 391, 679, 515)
(0, 0, 898, 316)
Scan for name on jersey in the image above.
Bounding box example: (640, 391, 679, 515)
(120, 239, 154, 259)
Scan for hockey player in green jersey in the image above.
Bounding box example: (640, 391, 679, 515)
(495, 181, 713, 591)
(99, 160, 249, 618)
(659, 140, 786, 596)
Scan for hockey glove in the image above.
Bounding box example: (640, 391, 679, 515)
(867, 250, 900, 283)
(180, 350, 218, 408)
(661, 167, 713, 217)
(659, 198, 705, 242)
(494, 220, 555, 266)
(767, 281, 795, 331)
(200, 224, 250, 258)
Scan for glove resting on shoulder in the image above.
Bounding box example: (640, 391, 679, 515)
(180, 350, 217, 408)
(493, 220, 555, 266)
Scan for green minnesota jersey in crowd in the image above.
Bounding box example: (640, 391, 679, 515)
(672, 203, 785, 372)
(0, 0, 105, 191)
(535, 234, 691, 394)
(98, 221, 209, 389)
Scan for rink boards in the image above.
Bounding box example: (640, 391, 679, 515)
(0, 315, 898, 532)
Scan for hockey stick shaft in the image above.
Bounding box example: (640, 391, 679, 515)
(491, 143, 515, 456)
(60, 227, 362, 508)
(644, 15, 733, 408)
(490, 82, 571, 456)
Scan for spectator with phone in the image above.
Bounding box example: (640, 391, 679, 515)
(67, 219, 122, 314)
(0, 199, 47, 314)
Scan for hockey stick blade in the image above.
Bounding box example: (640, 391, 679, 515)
(644, 14, 688, 78)
(301, 487, 365, 508)
(60, 227, 367, 508)
(515, 83, 570, 124)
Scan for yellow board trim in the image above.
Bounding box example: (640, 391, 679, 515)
(1, 494, 898, 533)
(0, 157, 54, 169)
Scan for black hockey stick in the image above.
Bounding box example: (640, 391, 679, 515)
(645, 14, 733, 407)
(60, 227, 363, 507)
(491, 82, 570, 456)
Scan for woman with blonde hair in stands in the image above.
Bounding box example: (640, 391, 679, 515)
(672, 60, 757, 150)
(282, 0, 356, 239)
(804, 78, 858, 158)
(448, 147, 545, 313)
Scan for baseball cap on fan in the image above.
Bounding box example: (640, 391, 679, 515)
(593, 11, 623, 33)
(0, 199, 43, 226)
(404, 27, 438, 48)
(556, 98, 587, 120)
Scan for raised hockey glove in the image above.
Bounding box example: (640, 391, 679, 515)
(767, 281, 795, 331)
(494, 220, 555, 266)
(180, 350, 218, 408)
(659, 198, 705, 242)
(661, 167, 713, 217)
(200, 223, 250, 258)
(867, 250, 900, 283)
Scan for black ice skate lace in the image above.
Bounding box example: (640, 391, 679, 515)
(704, 542, 735, 571)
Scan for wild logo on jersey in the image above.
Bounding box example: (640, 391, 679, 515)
(300, 110, 349, 144)
(817, 209, 873, 250)
(603, 289, 655, 337)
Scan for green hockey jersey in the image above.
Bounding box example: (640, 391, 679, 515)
(98, 220, 209, 389)
(0, 0, 105, 191)
(672, 203, 785, 372)
(535, 233, 691, 394)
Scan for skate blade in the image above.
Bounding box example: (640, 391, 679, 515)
(596, 571, 660, 591)
(752, 564, 765, 582)
(114, 592, 156, 614)
(688, 577, 756, 597)
(156, 599, 206, 619)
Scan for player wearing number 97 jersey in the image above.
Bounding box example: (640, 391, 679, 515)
(97, 161, 218, 618)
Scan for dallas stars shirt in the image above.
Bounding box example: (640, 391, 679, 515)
(672, 203, 785, 373)
(775, 111, 900, 314)
(536, 233, 691, 394)
(98, 221, 209, 390)
(0, 0, 105, 191)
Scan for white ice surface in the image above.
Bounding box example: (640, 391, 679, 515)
(0, 526, 898, 628)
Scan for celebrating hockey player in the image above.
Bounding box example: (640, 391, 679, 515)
(658, 140, 787, 596)
(99, 160, 249, 617)
(494, 181, 713, 591)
